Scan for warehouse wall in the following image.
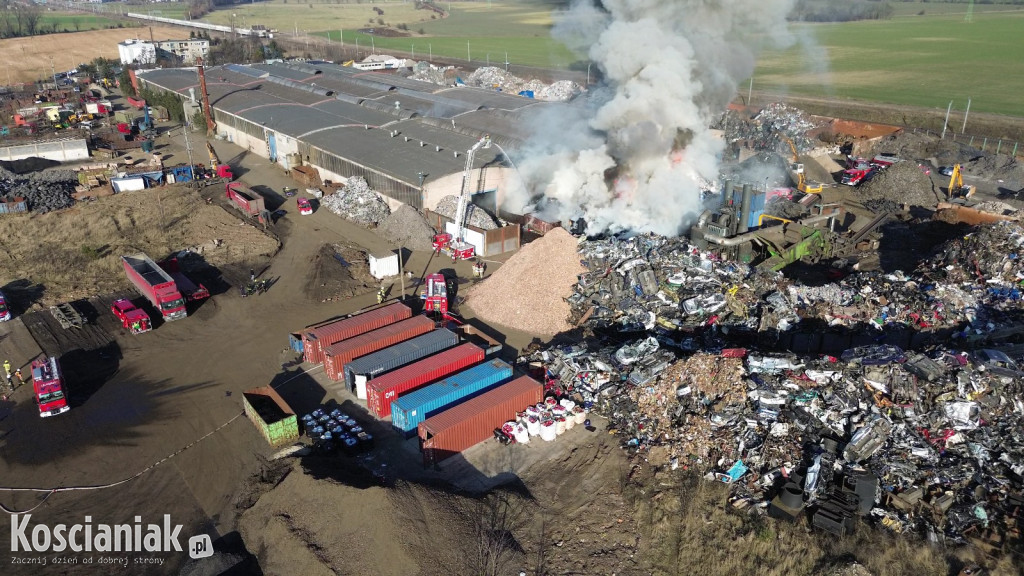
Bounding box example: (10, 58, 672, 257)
(300, 142, 423, 208)
(0, 138, 89, 162)
(422, 166, 517, 212)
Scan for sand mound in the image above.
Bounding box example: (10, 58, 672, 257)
(464, 228, 583, 337)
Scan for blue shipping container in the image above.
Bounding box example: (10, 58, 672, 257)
(391, 358, 512, 435)
(343, 328, 458, 396)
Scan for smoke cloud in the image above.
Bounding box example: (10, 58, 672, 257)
(504, 0, 797, 236)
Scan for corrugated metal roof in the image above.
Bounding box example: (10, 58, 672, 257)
(137, 62, 547, 192)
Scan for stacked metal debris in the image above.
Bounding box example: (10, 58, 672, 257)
(464, 66, 581, 101)
(717, 103, 823, 154)
(520, 222, 1024, 548)
(321, 177, 391, 226)
(434, 195, 499, 230)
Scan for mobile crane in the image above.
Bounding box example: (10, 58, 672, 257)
(206, 141, 233, 179)
(782, 136, 823, 194)
(433, 134, 491, 260)
(947, 164, 975, 204)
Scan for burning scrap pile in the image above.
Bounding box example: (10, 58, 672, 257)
(434, 195, 499, 230)
(520, 221, 1024, 546)
(0, 166, 78, 213)
(321, 177, 391, 226)
(464, 227, 584, 336)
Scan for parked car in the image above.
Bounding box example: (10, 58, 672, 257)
(0, 289, 11, 322)
(297, 197, 313, 215)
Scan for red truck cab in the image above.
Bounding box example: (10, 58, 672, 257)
(111, 299, 152, 334)
(31, 357, 70, 417)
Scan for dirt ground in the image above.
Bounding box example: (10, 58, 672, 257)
(0, 182, 279, 308)
(0, 27, 186, 85)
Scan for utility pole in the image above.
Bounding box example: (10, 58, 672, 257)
(941, 100, 952, 139)
(961, 98, 971, 134)
(467, 42, 470, 62)
(747, 77, 753, 106)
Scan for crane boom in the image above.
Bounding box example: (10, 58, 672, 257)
(196, 57, 217, 137)
(780, 135, 822, 194)
(450, 134, 491, 260)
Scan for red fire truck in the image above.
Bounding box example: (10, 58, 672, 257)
(31, 357, 70, 417)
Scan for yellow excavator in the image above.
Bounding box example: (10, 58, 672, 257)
(782, 136, 823, 194)
(947, 164, 975, 203)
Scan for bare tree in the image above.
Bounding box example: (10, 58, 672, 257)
(72, 18, 80, 32)
(0, 9, 13, 39)
(23, 4, 41, 37)
(471, 491, 527, 576)
(12, 4, 25, 37)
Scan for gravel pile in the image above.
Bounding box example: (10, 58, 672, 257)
(376, 205, 436, 250)
(464, 227, 583, 337)
(434, 195, 499, 230)
(963, 153, 1024, 184)
(0, 166, 78, 213)
(321, 177, 391, 226)
(858, 161, 938, 207)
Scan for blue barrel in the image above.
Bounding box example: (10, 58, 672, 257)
(349, 425, 363, 435)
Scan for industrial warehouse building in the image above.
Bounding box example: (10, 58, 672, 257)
(136, 61, 546, 213)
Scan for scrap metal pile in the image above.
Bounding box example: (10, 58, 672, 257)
(0, 166, 78, 213)
(434, 195, 499, 230)
(321, 176, 391, 226)
(717, 102, 823, 154)
(521, 222, 1024, 548)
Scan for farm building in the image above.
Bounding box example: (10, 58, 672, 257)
(136, 61, 546, 212)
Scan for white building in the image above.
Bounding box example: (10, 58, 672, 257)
(118, 38, 209, 66)
(118, 39, 157, 65)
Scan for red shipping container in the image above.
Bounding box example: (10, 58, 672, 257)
(418, 375, 543, 466)
(367, 343, 484, 418)
(323, 315, 435, 382)
(302, 303, 410, 364)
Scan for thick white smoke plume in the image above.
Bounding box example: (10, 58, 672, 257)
(504, 0, 796, 236)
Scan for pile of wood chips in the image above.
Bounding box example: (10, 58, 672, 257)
(464, 228, 583, 337)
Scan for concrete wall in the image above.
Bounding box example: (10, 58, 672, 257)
(0, 139, 89, 162)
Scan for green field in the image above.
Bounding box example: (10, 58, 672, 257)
(755, 11, 1024, 116)
(100, 0, 1024, 118)
(37, 13, 124, 33)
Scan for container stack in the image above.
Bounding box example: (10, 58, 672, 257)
(323, 315, 435, 382)
(301, 302, 411, 364)
(366, 343, 485, 418)
(419, 375, 543, 466)
(392, 359, 514, 437)
(342, 328, 458, 398)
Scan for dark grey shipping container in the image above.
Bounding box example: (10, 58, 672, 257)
(344, 328, 458, 398)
